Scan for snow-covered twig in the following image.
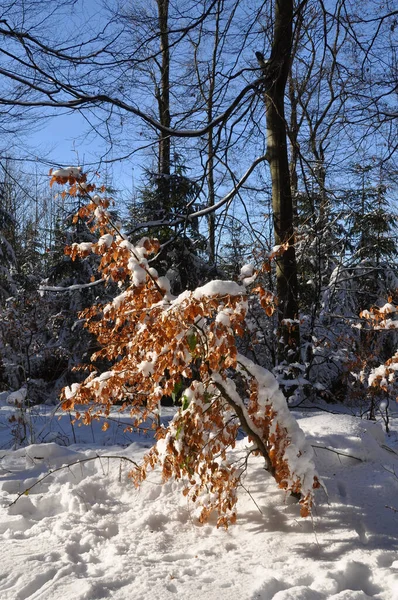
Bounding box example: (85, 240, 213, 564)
(39, 279, 105, 293)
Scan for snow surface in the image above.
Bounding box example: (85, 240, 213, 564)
(0, 401, 397, 599)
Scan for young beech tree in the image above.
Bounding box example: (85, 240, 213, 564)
(53, 168, 319, 528)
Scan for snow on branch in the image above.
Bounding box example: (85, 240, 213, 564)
(39, 279, 105, 293)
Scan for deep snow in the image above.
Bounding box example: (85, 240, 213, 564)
(0, 398, 397, 600)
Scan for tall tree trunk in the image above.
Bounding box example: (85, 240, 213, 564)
(207, 128, 216, 265)
(206, 3, 220, 267)
(156, 0, 171, 214)
(258, 0, 300, 362)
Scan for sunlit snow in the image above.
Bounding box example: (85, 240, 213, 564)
(0, 398, 397, 599)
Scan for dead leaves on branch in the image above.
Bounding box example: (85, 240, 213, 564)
(358, 298, 398, 397)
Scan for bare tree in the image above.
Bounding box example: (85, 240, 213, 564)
(0, 0, 396, 369)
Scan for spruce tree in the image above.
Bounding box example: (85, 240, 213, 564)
(127, 158, 207, 293)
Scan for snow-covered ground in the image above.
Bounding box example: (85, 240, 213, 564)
(0, 397, 397, 600)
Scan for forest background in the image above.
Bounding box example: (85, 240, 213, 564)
(0, 0, 397, 425)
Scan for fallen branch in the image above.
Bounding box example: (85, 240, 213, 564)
(8, 454, 139, 507)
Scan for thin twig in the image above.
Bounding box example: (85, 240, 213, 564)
(239, 481, 263, 515)
(383, 464, 398, 479)
(311, 445, 363, 461)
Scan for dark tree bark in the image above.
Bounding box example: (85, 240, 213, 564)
(156, 0, 171, 212)
(258, 0, 300, 362)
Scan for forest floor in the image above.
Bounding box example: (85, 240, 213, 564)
(0, 397, 397, 600)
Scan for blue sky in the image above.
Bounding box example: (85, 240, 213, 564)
(19, 108, 135, 200)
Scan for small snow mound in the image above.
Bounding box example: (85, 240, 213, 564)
(24, 443, 85, 467)
(328, 593, 373, 600)
(6, 387, 28, 406)
(272, 587, 324, 600)
(330, 560, 381, 597)
(250, 575, 287, 599)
